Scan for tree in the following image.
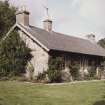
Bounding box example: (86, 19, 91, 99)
(98, 38, 105, 49)
(0, 1, 32, 79)
(0, 0, 16, 39)
(0, 30, 32, 77)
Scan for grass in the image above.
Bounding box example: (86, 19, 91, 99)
(0, 81, 105, 105)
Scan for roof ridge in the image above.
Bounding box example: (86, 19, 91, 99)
(29, 25, 90, 42)
(52, 31, 89, 41)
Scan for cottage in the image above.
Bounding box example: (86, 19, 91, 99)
(6, 9, 105, 81)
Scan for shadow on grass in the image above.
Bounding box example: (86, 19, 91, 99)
(93, 95, 105, 105)
(93, 100, 105, 105)
(0, 98, 3, 105)
(0, 98, 3, 100)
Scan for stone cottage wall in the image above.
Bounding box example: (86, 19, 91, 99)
(18, 30, 49, 78)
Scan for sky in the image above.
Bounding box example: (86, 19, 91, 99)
(3, 0, 105, 40)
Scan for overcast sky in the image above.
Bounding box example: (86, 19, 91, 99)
(4, 0, 105, 40)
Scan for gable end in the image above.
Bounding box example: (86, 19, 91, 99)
(3, 23, 50, 52)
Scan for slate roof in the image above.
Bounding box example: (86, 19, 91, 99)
(19, 24, 105, 57)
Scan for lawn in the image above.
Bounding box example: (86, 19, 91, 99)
(0, 81, 105, 105)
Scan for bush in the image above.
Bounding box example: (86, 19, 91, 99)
(47, 68, 62, 83)
(36, 71, 48, 83)
(47, 57, 64, 83)
(88, 66, 96, 78)
(69, 63, 80, 80)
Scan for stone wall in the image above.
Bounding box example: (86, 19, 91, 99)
(18, 30, 49, 78)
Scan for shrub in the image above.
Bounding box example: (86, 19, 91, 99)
(69, 63, 80, 80)
(88, 66, 96, 78)
(36, 71, 47, 83)
(47, 57, 64, 83)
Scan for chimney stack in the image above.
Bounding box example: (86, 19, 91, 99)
(16, 8, 30, 26)
(43, 19, 52, 32)
(43, 7, 52, 32)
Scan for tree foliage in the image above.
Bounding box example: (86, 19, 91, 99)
(98, 38, 105, 49)
(0, 0, 16, 39)
(0, 1, 32, 79)
(0, 30, 32, 77)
